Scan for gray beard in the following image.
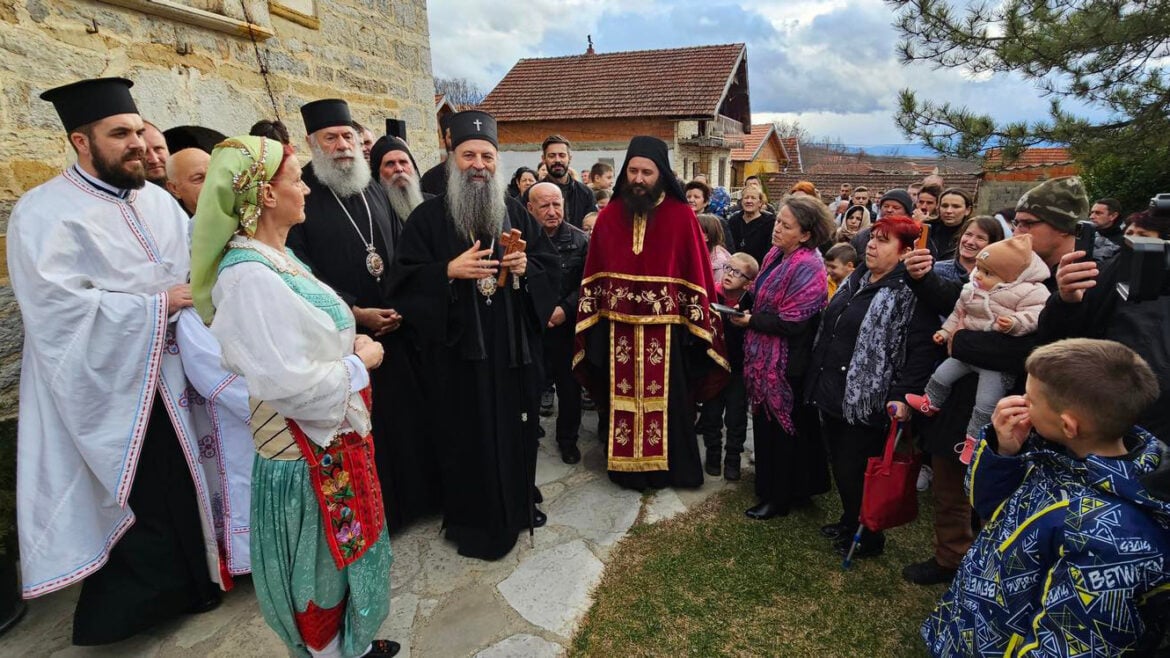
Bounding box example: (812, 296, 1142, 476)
(310, 141, 372, 198)
(381, 174, 424, 220)
(446, 159, 506, 240)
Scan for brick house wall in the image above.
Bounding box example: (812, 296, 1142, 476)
(975, 164, 1081, 215)
(496, 117, 736, 186)
(0, 0, 438, 417)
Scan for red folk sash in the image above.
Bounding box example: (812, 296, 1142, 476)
(286, 387, 385, 570)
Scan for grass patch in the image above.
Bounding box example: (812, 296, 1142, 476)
(571, 479, 947, 657)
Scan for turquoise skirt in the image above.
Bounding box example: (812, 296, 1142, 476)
(251, 455, 392, 658)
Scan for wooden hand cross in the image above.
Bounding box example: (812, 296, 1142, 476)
(497, 229, 526, 288)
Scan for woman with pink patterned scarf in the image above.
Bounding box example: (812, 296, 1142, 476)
(729, 196, 835, 519)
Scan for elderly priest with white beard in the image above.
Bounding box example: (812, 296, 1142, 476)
(287, 99, 441, 531)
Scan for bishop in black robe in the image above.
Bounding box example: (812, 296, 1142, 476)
(287, 162, 441, 531)
(388, 194, 560, 560)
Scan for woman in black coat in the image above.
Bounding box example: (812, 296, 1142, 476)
(900, 215, 1005, 584)
(805, 215, 943, 558)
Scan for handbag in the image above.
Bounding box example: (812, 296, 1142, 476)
(859, 419, 920, 531)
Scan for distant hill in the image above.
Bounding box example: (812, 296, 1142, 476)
(832, 143, 940, 158)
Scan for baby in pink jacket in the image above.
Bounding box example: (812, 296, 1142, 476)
(906, 234, 1051, 462)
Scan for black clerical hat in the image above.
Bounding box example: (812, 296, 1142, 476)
(614, 135, 686, 203)
(446, 110, 497, 149)
(40, 77, 138, 133)
(369, 135, 418, 176)
(163, 125, 227, 154)
(300, 98, 352, 135)
(385, 118, 407, 140)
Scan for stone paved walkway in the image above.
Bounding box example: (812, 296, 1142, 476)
(0, 408, 752, 657)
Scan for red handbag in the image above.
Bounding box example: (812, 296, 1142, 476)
(859, 419, 920, 532)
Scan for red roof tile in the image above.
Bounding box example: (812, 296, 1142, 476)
(984, 147, 1073, 169)
(778, 137, 801, 171)
(730, 124, 775, 161)
(479, 44, 747, 122)
(763, 171, 982, 205)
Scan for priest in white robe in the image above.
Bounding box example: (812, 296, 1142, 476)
(6, 77, 221, 645)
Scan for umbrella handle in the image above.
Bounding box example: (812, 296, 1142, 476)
(841, 523, 866, 569)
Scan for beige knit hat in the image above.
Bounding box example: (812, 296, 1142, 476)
(976, 234, 1033, 282)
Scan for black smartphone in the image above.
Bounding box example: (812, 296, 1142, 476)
(1074, 221, 1096, 261)
(711, 302, 745, 317)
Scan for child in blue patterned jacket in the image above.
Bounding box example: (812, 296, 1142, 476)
(922, 338, 1170, 657)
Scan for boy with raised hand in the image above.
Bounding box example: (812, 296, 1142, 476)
(923, 338, 1170, 657)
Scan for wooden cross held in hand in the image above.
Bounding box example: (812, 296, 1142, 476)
(497, 229, 526, 288)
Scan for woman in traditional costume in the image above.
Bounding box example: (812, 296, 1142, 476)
(190, 136, 398, 658)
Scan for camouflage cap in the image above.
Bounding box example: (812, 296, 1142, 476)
(1015, 176, 1089, 234)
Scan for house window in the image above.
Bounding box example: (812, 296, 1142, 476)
(270, 0, 320, 28)
(98, 0, 276, 38)
(718, 158, 726, 187)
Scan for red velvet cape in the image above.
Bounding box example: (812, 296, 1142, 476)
(573, 195, 729, 471)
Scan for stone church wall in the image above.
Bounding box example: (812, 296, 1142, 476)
(0, 0, 439, 416)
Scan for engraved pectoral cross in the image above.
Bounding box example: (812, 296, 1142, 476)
(497, 228, 526, 288)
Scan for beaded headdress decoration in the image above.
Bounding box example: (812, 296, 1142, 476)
(220, 137, 271, 235)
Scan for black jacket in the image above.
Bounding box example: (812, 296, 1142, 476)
(805, 263, 943, 426)
(545, 221, 589, 325)
(1037, 254, 1170, 440)
(523, 178, 597, 229)
(419, 160, 447, 198)
(727, 210, 777, 265)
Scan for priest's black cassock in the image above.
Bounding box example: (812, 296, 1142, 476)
(388, 195, 560, 560)
(286, 163, 441, 530)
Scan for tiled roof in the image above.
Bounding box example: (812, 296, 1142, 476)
(763, 171, 982, 205)
(805, 162, 875, 175)
(730, 124, 776, 161)
(984, 147, 1073, 169)
(779, 137, 802, 172)
(479, 43, 747, 121)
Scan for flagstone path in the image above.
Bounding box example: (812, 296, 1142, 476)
(0, 409, 752, 657)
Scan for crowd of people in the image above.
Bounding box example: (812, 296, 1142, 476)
(7, 75, 1170, 658)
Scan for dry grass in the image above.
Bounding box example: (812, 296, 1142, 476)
(570, 480, 946, 657)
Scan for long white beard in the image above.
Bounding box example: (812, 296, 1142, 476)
(310, 140, 371, 198)
(446, 159, 506, 240)
(382, 173, 424, 220)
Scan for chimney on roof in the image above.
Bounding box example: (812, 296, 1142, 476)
(586, 35, 594, 55)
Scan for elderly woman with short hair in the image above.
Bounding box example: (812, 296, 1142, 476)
(731, 196, 835, 519)
(806, 215, 943, 558)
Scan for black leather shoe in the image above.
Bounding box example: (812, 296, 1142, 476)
(902, 557, 957, 585)
(745, 501, 788, 520)
(559, 443, 581, 464)
(820, 522, 850, 540)
(367, 639, 401, 657)
(532, 507, 547, 528)
(185, 591, 222, 614)
(705, 448, 722, 476)
(834, 533, 885, 558)
(723, 460, 741, 481)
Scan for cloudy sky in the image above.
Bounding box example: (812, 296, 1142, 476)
(426, 0, 1095, 148)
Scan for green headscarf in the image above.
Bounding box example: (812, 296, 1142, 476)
(190, 136, 284, 324)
